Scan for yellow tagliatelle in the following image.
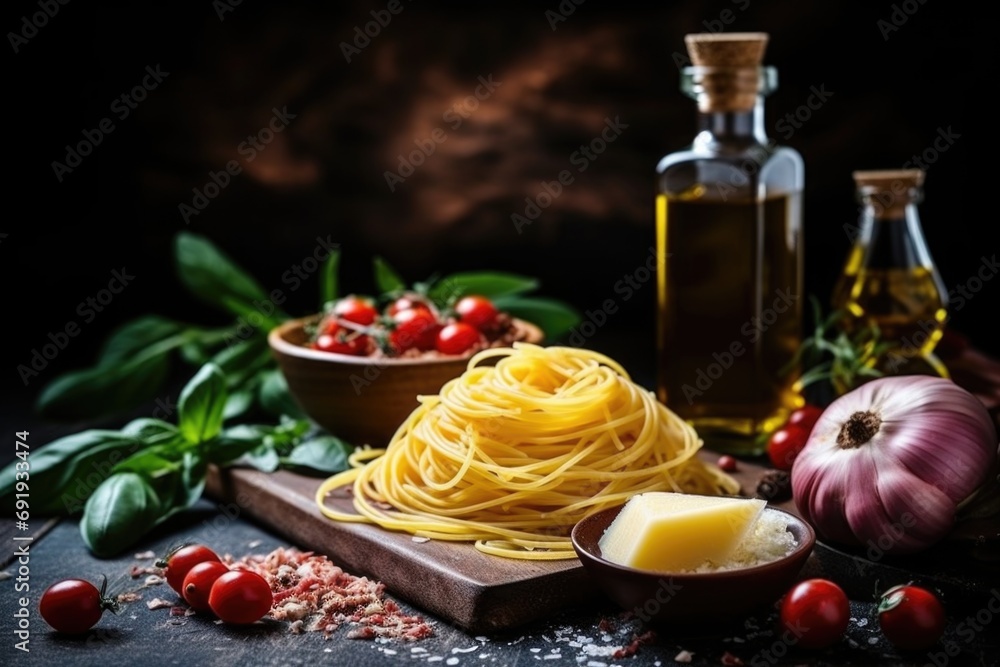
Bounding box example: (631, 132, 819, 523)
(315, 343, 740, 559)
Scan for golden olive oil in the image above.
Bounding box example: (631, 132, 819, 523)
(656, 192, 803, 447)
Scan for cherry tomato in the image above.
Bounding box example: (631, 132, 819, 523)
(390, 308, 441, 353)
(436, 322, 482, 355)
(386, 294, 432, 317)
(182, 561, 231, 612)
(158, 544, 221, 595)
(767, 424, 810, 471)
(787, 404, 823, 430)
(312, 327, 369, 355)
(779, 578, 850, 650)
(332, 295, 378, 326)
(877, 584, 946, 651)
(455, 295, 499, 331)
(39, 577, 116, 634)
(208, 570, 274, 624)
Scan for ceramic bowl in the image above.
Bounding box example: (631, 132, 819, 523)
(571, 504, 816, 628)
(268, 315, 543, 448)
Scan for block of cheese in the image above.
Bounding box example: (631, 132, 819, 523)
(597, 492, 767, 572)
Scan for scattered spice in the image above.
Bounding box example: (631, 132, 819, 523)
(612, 630, 655, 658)
(717, 455, 738, 472)
(146, 598, 173, 610)
(134, 550, 157, 560)
(226, 547, 434, 640)
(755, 469, 792, 502)
(117, 592, 142, 604)
(674, 649, 694, 663)
(721, 650, 745, 665)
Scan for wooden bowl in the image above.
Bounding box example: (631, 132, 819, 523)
(268, 316, 544, 448)
(571, 504, 815, 628)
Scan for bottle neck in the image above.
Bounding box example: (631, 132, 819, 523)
(693, 97, 769, 149)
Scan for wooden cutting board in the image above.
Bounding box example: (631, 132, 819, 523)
(203, 450, 785, 634)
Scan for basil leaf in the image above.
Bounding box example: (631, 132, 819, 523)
(321, 248, 341, 306)
(175, 231, 289, 325)
(98, 315, 186, 365)
(492, 295, 581, 342)
(113, 444, 182, 476)
(210, 337, 272, 388)
(121, 418, 177, 439)
(36, 345, 172, 420)
(430, 272, 540, 304)
(80, 472, 162, 558)
(223, 386, 256, 421)
(373, 256, 406, 294)
(280, 435, 351, 475)
(178, 363, 227, 444)
(0, 431, 143, 515)
(210, 424, 269, 464)
(257, 369, 305, 419)
(239, 443, 280, 473)
(161, 452, 207, 520)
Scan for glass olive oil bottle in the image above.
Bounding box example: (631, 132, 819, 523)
(831, 169, 948, 377)
(656, 33, 804, 454)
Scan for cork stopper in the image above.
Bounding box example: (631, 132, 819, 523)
(684, 32, 770, 112)
(853, 169, 925, 218)
(685, 32, 769, 67)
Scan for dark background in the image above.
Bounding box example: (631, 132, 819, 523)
(4, 0, 991, 426)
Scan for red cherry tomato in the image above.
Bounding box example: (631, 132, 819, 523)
(386, 294, 432, 317)
(767, 424, 810, 471)
(332, 295, 378, 326)
(39, 578, 116, 634)
(787, 404, 823, 429)
(182, 561, 231, 612)
(158, 544, 221, 595)
(455, 295, 499, 331)
(390, 308, 441, 353)
(208, 570, 274, 625)
(877, 584, 946, 651)
(312, 327, 369, 355)
(779, 578, 850, 650)
(436, 322, 482, 355)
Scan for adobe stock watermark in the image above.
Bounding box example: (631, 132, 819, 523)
(16, 267, 136, 387)
(510, 116, 629, 234)
(565, 246, 665, 347)
(842, 126, 961, 241)
(877, 0, 928, 41)
(632, 577, 682, 623)
(384, 74, 503, 192)
(708, 83, 832, 202)
(51, 65, 170, 182)
(339, 0, 412, 63)
(213, 0, 244, 21)
(7, 0, 70, 54)
(670, 0, 753, 65)
(681, 288, 798, 404)
(927, 588, 1000, 666)
(178, 106, 297, 224)
(881, 253, 996, 371)
(223, 235, 340, 346)
(545, 0, 585, 31)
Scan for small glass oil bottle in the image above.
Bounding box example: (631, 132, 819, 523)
(656, 33, 804, 454)
(831, 169, 949, 377)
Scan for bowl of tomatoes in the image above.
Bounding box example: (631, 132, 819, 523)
(269, 292, 544, 447)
